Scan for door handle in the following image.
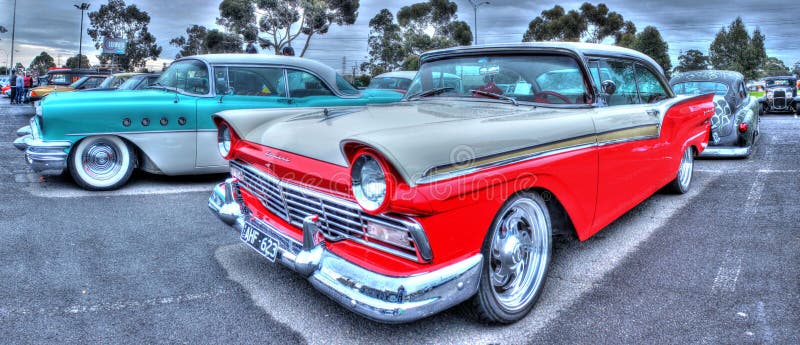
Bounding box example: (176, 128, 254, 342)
(646, 109, 660, 117)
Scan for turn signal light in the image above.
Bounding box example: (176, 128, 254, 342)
(30, 91, 37, 97)
(738, 122, 748, 133)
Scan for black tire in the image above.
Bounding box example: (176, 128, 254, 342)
(68, 136, 135, 190)
(466, 191, 552, 324)
(667, 146, 694, 194)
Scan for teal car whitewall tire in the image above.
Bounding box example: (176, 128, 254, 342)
(68, 136, 135, 190)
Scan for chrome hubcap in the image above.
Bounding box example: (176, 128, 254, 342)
(489, 199, 550, 312)
(82, 140, 122, 180)
(678, 148, 693, 189)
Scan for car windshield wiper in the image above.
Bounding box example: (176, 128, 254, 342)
(470, 89, 518, 106)
(406, 87, 455, 101)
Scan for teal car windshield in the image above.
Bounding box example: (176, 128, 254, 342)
(672, 81, 728, 96)
(406, 55, 588, 104)
(336, 74, 360, 95)
(155, 60, 210, 95)
(69, 76, 90, 88)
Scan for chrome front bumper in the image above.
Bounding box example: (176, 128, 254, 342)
(14, 119, 72, 175)
(209, 178, 482, 323)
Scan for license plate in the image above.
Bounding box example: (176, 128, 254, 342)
(241, 222, 281, 262)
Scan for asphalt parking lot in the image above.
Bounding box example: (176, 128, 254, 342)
(1, 103, 798, 344)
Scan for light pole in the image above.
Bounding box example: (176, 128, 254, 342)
(9, 0, 17, 76)
(468, 0, 490, 45)
(74, 3, 90, 69)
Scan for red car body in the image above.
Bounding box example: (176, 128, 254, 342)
(209, 43, 714, 323)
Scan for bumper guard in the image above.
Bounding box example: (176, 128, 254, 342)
(14, 119, 71, 175)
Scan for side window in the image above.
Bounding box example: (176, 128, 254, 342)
(83, 77, 103, 89)
(223, 66, 285, 97)
(598, 60, 639, 105)
(285, 70, 334, 98)
(634, 64, 669, 104)
(738, 82, 747, 100)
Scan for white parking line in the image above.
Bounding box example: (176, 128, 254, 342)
(711, 249, 742, 293)
(756, 301, 775, 344)
(215, 174, 721, 345)
(0, 289, 228, 318)
(22, 177, 216, 198)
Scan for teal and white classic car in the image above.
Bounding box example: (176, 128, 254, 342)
(14, 54, 403, 190)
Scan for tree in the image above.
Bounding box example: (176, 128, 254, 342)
(362, 1, 471, 76)
(708, 17, 766, 80)
(170, 25, 243, 58)
(217, 0, 359, 57)
(630, 26, 671, 77)
(792, 61, 800, 77)
(0, 26, 7, 39)
(675, 49, 709, 73)
(614, 20, 636, 47)
(66, 55, 91, 69)
(29, 52, 56, 75)
(87, 0, 162, 71)
(523, 3, 626, 43)
(761, 57, 789, 77)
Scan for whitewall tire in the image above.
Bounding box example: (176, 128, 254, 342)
(69, 136, 134, 190)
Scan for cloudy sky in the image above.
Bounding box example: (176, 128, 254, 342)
(2, 0, 798, 73)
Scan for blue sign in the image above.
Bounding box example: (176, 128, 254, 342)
(102, 38, 127, 55)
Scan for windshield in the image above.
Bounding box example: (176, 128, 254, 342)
(336, 74, 360, 95)
(155, 60, 210, 95)
(69, 76, 89, 88)
(406, 55, 589, 104)
(368, 77, 413, 90)
(765, 79, 791, 86)
(98, 76, 115, 88)
(672, 81, 728, 96)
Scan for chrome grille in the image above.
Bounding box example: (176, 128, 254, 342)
(774, 90, 786, 98)
(231, 160, 427, 262)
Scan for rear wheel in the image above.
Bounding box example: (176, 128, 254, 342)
(667, 146, 693, 194)
(68, 136, 134, 190)
(468, 192, 552, 324)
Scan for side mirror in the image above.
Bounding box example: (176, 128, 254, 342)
(601, 80, 617, 95)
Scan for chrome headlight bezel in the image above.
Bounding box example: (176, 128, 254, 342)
(217, 123, 232, 158)
(351, 152, 390, 213)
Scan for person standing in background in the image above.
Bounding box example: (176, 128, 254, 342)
(15, 71, 25, 105)
(23, 72, 32, 103)
(9, 72, 17, 104)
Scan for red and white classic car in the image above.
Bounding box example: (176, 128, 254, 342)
(209, 43, 714, 324)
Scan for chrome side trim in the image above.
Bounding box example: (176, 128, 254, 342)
(416, 141, 597, 185)
(596, 135, 659, 147)
(66, 129, 197, 136)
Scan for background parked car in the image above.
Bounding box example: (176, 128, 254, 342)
(27, 69, 111, 101)
(671, 70, 759, 157)
(115, 73, 160, 90)
(82, 72, 144, 91)
(758, 75, 799, 114)
(14, 54, 404, 190)
(366, 71, 417, 94)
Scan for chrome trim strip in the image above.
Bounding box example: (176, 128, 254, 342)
(698, 146, 752, 158)
(596, 135, 659, 147)
(417, 142, 597, 185)
(66, 129, 197, 136)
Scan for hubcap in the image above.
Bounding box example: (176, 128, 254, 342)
(678, 148, 693, 189)
(489, 198, 550, 312)
(82, 140, 122, 180)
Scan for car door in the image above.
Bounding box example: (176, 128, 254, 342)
(195, 65, 295, 168)
(589, 58, 671, 231)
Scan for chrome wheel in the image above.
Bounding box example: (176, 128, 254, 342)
(69, 135, 134, 190)
(488, 197, 550, 312)
(677, 147, 693, 191)
(81, 139, 123, 180)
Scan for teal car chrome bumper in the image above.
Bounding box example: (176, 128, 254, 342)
(14, 118, 72, 175)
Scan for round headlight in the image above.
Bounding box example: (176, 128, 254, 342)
(351, 153, 387, 212)
(217, 123, 232, 158)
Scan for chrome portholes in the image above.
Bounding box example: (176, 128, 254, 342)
(488, 197, 550, 312)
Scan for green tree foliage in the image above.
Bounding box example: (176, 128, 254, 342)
(708, 17, 766, 80)
(29, 52, 56, 75)
(614, 21, 636, 47)
(170, 25, 243, 58)
(792, 61, 800, 77)
(362, 0, 471, 76)
(523, 3, 625, 43)
(354, 74, 371, 88)
(0, 26, 7, 39)
(66, 55, 91, 69)
(761, 57, 790, 77)
(675, 49, 709, 73)
(87, 0, 162, 71)
(217, 0, 359, 57)
(630, 26, 672, 76)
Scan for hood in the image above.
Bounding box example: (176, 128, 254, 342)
(41, 88, 167, 105)
(217, 100, 595, 185)
(361, 88, 405, 99)
(32, 85, 76, 97)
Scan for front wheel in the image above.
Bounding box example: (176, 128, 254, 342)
(667, 146, 694, 194)
(68, 136, 134, 190)
(467, 192, 552, 324)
